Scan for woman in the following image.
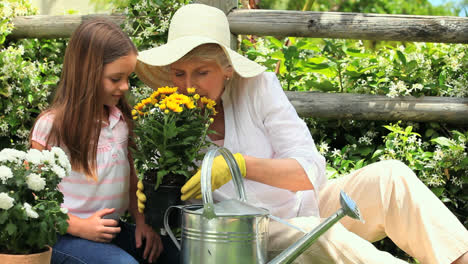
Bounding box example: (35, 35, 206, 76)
(135, 4, 468, 264)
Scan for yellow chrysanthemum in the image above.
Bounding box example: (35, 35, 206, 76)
(187, 87, 196, 94)
(131, 109, 138, 116)
(135, 103, 144, 111)
(159, 104, 166, 110)
(193, 94, 200, 100)
(157, 86, 178, 95)
(164, 109, 169, 114)
(185, 100, 195, 109)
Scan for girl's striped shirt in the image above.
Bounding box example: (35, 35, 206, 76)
(31, 106, 130, 220)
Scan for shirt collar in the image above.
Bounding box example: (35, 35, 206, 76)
(108, 106, 123, 129)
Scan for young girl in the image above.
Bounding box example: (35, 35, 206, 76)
(135, 4, 468, 264)
(30, 19, 176, 264)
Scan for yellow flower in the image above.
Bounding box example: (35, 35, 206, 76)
(135, 103, 143, 111)
(164, 109, 169, 114)
(133, 116, 138, 120)
(186, 100, 195, 109)
(193, 94, 200, 100)
(209, 118, 214, 123)
(131, 109, 138, 116)
(187, 87, 196, 94)
(159, 104, 166, 110)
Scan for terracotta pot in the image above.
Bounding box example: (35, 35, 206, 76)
(0, 246, 52, 264)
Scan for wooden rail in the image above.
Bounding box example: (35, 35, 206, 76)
(286, 92, 468, 124)
(9, 12, 468, 43)
(7, 0, 468, 123)
(228, 10, 468, 44)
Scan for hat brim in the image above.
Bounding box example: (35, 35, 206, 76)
(135, 36, 266, 89)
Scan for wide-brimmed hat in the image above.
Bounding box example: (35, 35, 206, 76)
(135, 3, 266, 89)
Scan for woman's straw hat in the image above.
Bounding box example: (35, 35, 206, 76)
(135, 3, 266, 89)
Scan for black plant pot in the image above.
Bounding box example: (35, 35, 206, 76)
(142, 174, 185, 232)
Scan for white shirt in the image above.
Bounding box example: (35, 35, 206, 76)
(212, 72, 327, 219)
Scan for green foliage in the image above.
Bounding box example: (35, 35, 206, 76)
(131, 87, 216, 188)
(0, 1, 66, 150)
(241, 37, 468, 97)
(117, 0, 191, 51)
(0, 147, 70, 254)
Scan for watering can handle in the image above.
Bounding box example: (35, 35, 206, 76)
(200, 147, 247, 217)
(163, 205, 183, 251)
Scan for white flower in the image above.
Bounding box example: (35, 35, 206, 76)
(23, 203, 39, 219)
(41, 150, 56, 165)
(51, 164, 66, 178)
(0, 192, 14, 210)
(25, 148, 43, 165)
(26, 173, 46, 191)
(60, 207, 68, 214)
(0, 148, 26, 162)
(0, 165, 13, 184)
(51, 147, 71, 173)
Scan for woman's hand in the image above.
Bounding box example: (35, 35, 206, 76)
(135, 221, 163, 263)
(181, 153, 246, 200)
(68, 208, 121, 243)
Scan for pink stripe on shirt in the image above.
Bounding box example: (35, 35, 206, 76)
(66, 206, 128, 215)
(61, 176, 126, 185)
(60, 190, 128, 201)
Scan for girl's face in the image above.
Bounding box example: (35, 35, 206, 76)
(170, 58, 232, 103)
(102, 53, 137, 107)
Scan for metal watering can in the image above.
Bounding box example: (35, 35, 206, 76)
(164, 147, 363, 264)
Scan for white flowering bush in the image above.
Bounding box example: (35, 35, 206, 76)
(0, 147, 70, 254)
(117, 0, 190, 50)
(0, 0, 65, 150)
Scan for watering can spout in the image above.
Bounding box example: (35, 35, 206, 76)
(267, 190, 363, 264)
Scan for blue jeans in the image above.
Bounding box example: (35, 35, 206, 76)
(52, 221, 180, 264)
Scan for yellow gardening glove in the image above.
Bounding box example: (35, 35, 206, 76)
(181, 153, 246, 201)
(136, 180, 146, 213)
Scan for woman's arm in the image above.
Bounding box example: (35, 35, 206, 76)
(242, 72, 326, 192)
(244, 156, 314, 191)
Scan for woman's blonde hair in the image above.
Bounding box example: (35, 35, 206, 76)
(178, 44, 231, 71)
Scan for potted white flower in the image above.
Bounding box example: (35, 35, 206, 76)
(0, 147, 71, 263)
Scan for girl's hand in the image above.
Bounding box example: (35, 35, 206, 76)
(78, 208, 121, 243)
(135, 221, 163, 263)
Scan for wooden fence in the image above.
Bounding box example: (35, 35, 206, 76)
(8, 0, 468, 124)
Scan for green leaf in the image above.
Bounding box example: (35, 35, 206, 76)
(431, 187, 444, 197)
(269, 37, 284, 48)
(0, 211, 8, 224)
(6, 222, 17, 235)
(431, 137, 454, 147)
(396, 50, 407, 65)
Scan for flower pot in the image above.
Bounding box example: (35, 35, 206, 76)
(0, 246, 52, 264)
(142, 173, 185, 231)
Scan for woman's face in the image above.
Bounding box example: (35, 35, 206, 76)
(170, 58, 231, 103)
(101, 53, 137, 107)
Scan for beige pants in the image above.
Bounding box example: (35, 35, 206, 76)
(268, 160, 468, 264)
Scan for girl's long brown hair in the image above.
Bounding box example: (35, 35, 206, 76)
(31, 19, 137, 180)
